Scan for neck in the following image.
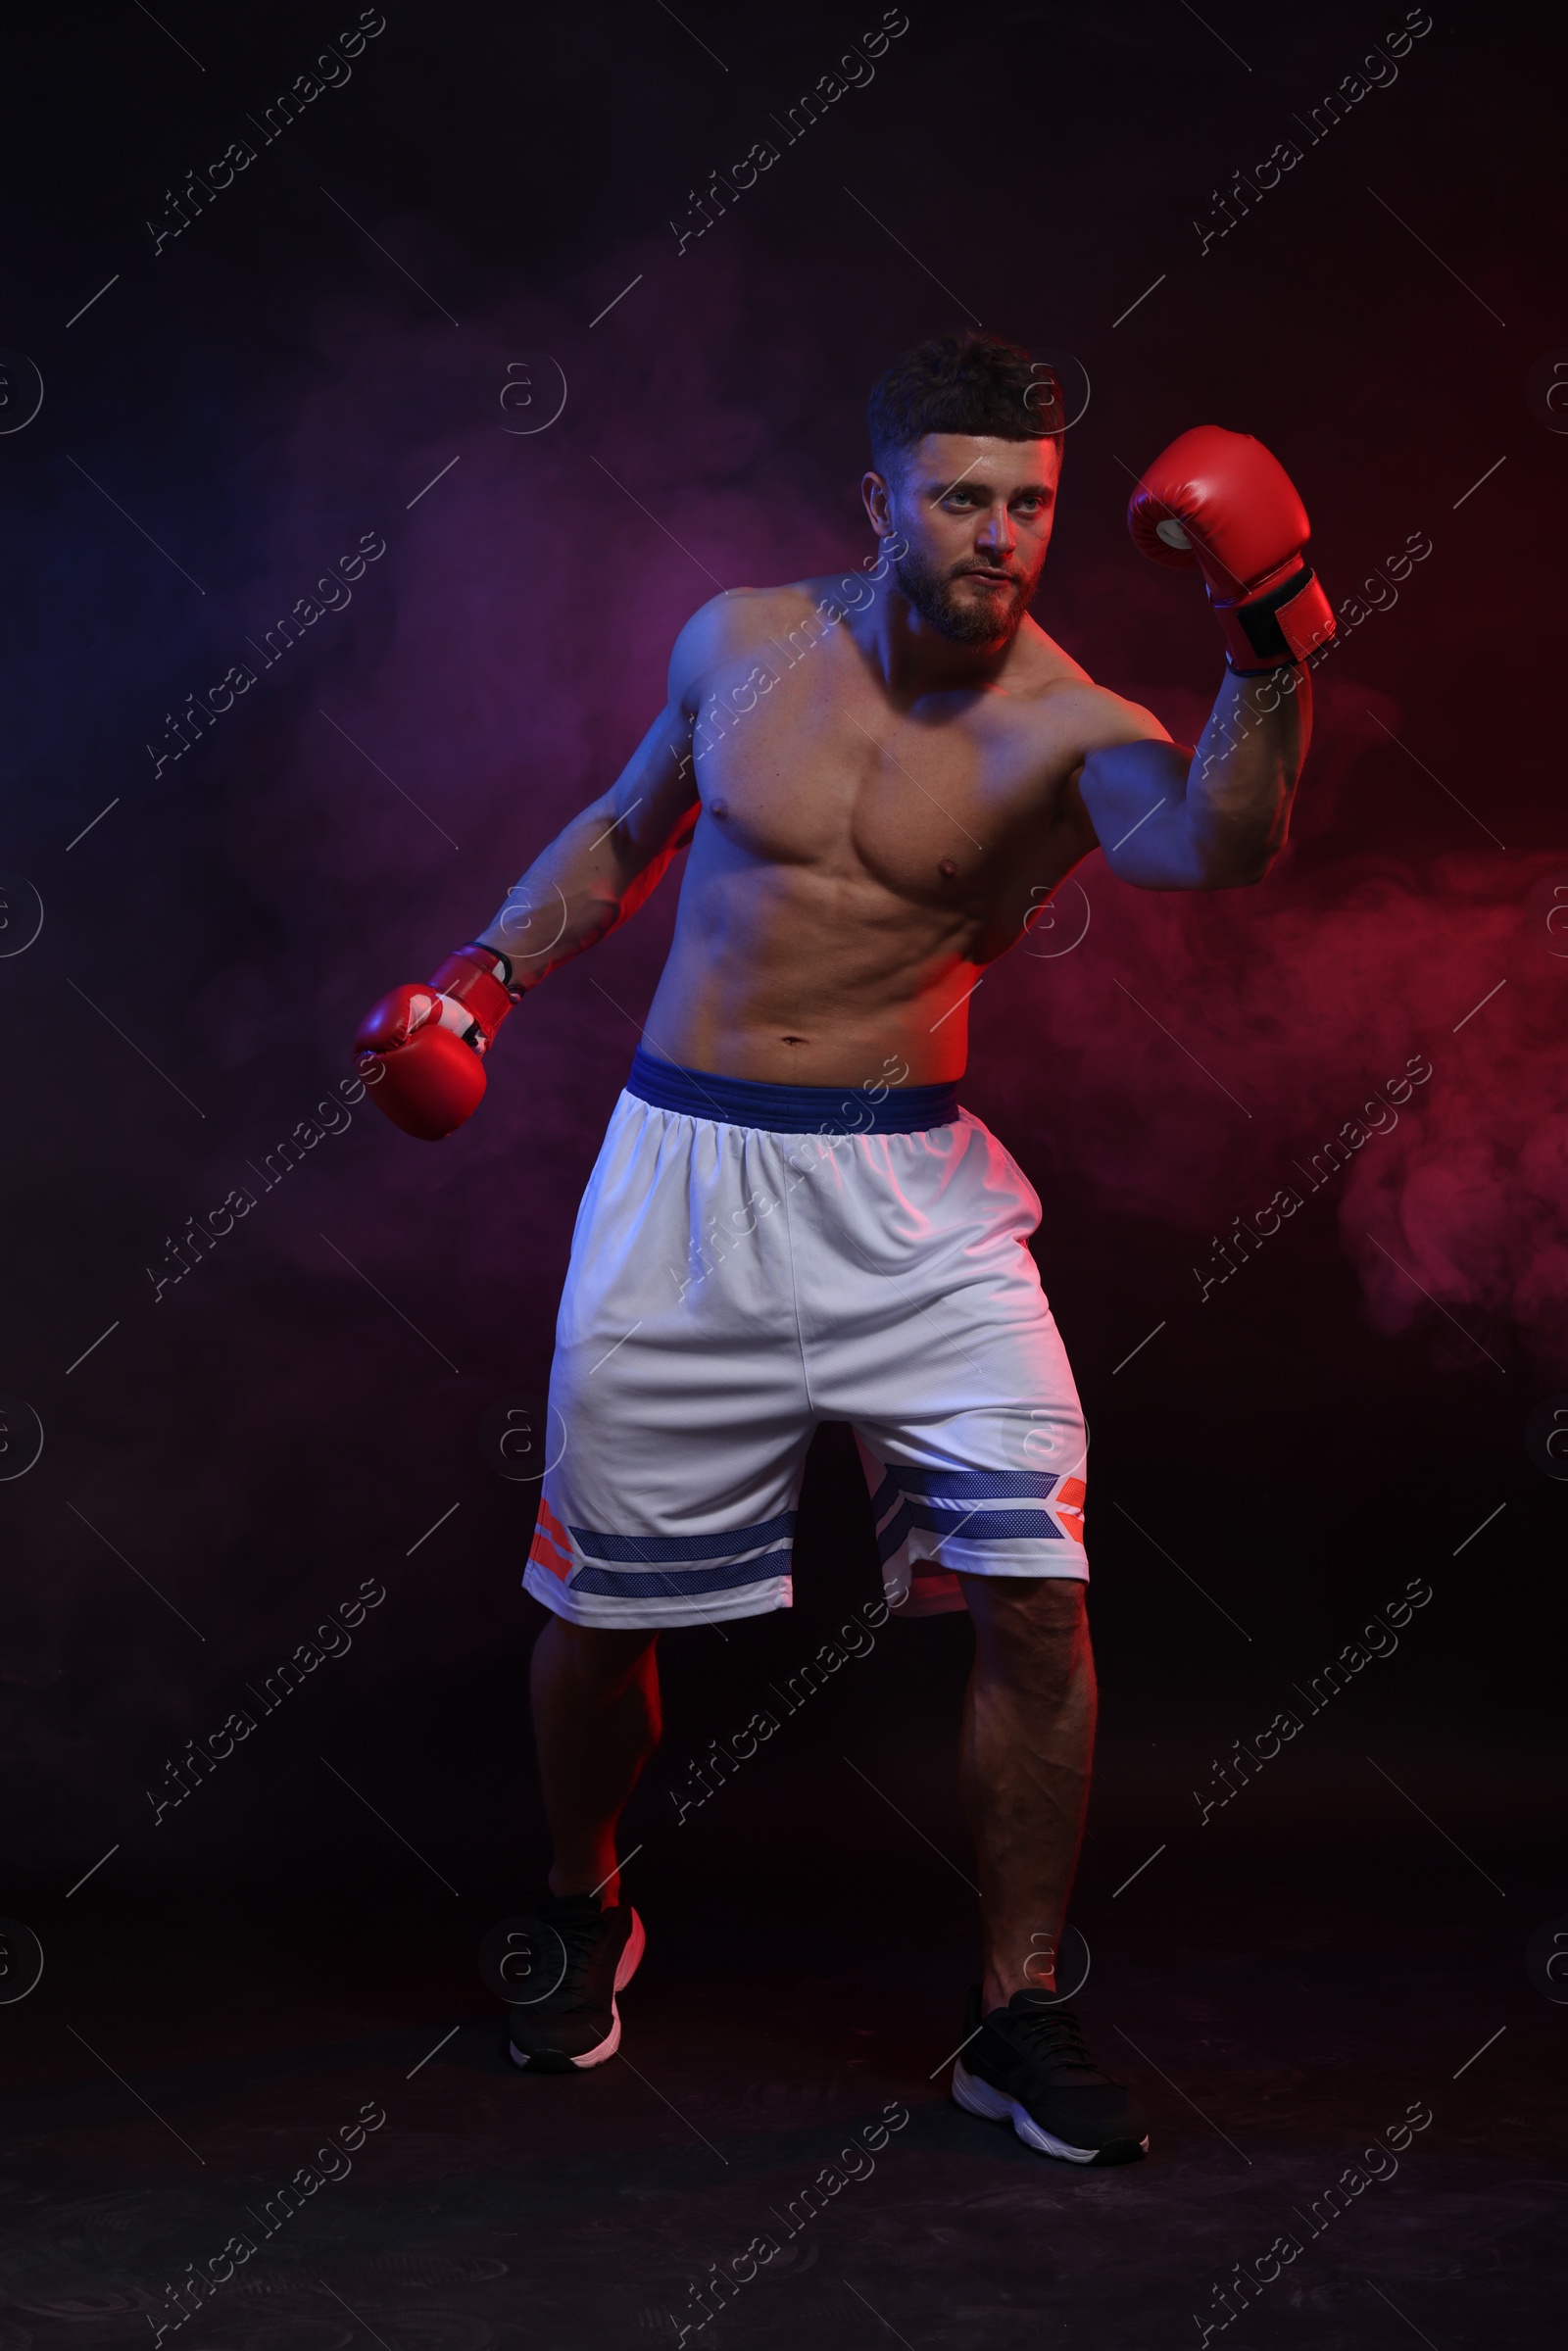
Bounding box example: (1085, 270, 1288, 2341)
(855, 588, 1021, 696)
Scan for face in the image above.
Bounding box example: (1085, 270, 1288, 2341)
(863, 432, 1060, 647)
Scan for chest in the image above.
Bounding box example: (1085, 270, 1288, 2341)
(691, 635, 1064, 895)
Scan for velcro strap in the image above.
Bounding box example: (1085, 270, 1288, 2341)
(1216, 563, 1337, 675)
(428, 946, 514, 1036)
(1275, 570, 1336, 661)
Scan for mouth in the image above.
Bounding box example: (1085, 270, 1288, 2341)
(955, 569, 1016, 589)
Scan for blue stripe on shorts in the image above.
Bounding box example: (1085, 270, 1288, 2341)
(868, 1466, 1064, 1521)
(875, 1500, 1067, 1563)
(568, 1509, 798, 1564)
(567, 1546, 792, 1599)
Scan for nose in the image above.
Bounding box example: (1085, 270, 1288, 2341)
(976, 505, 1016, 559)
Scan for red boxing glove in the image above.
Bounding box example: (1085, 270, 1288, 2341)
(1127, 425, 1335, 674)
(354, 943, 517, 1141)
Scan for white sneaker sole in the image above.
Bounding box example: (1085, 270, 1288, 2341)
(510, 1908, 646, 2072)
(952, 2056, 1148, 2165)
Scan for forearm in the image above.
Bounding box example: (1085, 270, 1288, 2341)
(350, 788, 691, 1145)
(473, 805, 665, 992)
(471, 699, 700, 991)
(1185, 661, 1312, 885)
(356, 683, 702, 1141)
(477, 789, 695, 992)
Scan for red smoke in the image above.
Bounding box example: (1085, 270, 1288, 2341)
(977, 667, 1566, 1374)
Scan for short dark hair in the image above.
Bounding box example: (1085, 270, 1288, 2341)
(866, 331, 1063, 476)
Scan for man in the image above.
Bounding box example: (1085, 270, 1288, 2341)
(355, 333, 1331, 2166)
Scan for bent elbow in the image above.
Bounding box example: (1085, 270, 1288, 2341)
(1205, 805, 1291, 890)
(1218, 854, 1276, 890)
(1197, 838, 1279, 890)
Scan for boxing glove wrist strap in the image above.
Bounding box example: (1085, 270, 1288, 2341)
(426, 944, 517, 1055)
(1213, 562, 1336, 675)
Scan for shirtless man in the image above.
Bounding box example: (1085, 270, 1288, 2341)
(355, 333, 1332, 2166)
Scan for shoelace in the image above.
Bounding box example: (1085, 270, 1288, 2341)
(1004, 1996, 1106, 2081)
(537, 1907, 609, 2008)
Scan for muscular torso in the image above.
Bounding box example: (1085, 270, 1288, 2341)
(641, 579, 1164, 1086)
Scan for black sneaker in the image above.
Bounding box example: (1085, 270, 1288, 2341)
(952, 1985, 1149, 2165)
(504, 1891, 645, 2072)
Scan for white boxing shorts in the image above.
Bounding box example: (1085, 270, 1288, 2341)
(523, 1048, 1089, 1629)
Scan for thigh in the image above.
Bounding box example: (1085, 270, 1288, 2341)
(793, 1114, 1090, 1616)
(526, 1099, 813, 1631)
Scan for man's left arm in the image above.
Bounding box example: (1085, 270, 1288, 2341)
(1073, 423, 1332, 891)
(1074, 661, 1311, 891)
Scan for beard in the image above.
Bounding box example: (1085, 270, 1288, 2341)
(894, 544, 1040, 646)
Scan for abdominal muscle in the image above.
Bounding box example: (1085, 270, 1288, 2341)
(640, 843, 984, 1088)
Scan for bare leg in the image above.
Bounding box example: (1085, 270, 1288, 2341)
(530, 1618, 662, 1905)
(956, 1576, 1097, 2011)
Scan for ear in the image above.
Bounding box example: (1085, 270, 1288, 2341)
(861, 467, 895, 537)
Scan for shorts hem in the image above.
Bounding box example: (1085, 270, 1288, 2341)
(887, 1540, 1087, 1585)
(523, 1565, 792, 1630)
(942, 1556, 1090, 1581)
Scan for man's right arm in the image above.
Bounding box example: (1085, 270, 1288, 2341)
(475, 695, 700, 990)
(353, 605, 718, 1139)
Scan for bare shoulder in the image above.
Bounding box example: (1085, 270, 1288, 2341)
(667, 581, 827, 709)
(1007, 623, 1172, 758)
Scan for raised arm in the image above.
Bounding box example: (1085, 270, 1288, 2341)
(1075, 423, 1331, 892)
(354, 605, 715, 1139)
(1075, 661, 1311, 891)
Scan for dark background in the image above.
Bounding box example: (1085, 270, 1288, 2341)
(0, 5, 1563, 2346)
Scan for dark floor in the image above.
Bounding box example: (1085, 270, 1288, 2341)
(3, 1791, 1562, 2351)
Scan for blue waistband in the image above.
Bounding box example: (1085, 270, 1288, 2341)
(625, 1046, 961, 1135)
